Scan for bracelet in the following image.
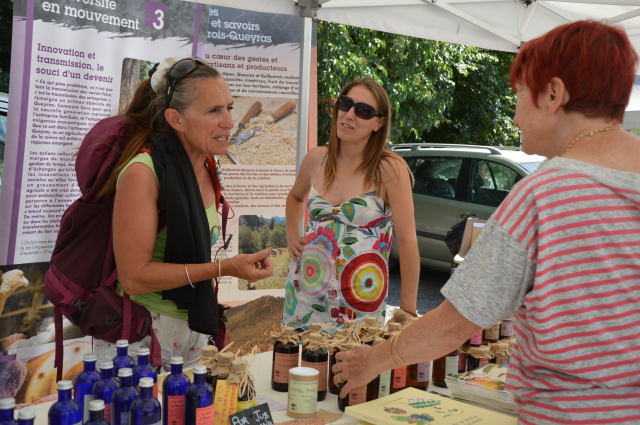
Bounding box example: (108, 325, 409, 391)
(402, 309, 419, 318)
(184, 263, 194, 288)
(217, 260, 222, 278)
(388, 332, 406, 367)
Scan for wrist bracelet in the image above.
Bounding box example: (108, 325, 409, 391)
(184, 263, 194, 288)
(388, 333, 405, 367)
(218, 260, 222, 278)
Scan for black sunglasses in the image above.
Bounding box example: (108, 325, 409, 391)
(336, 95, 385, 120)
(166, 58, 207, 105)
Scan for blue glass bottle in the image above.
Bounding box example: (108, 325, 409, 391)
(48, 381, 82, 425)
(185, 365, 213, 425)
(131, 378, 161, 425)
(84, 400, 109, 425)
(112, 340, 135, 378)
(133, 347, 158, 398)
(17, 407, 35, 425)
(0, 398, 18, 425)
(162, 356, 190, 425)
(112, 368, 139, 425)
(92, 362, 119, 425)
(74, 353, 101, 424)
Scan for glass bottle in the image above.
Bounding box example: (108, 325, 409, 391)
(232, 359, 257, 412)
(112, 368, 139, 425)
(133, 347, 158, 398)
(162, 356, 190, 425)
(208, 352, 234, 395)
(91, 361, 119, 425)
(431, 355, 446, 388)
(499, 319, 514, 340)
(467, 344, 491, 371)
(74, 353, 101, 425)
(337, 382, 348, 412)
(328, 329, 347, 395)
(300, 332, 328, 401)
(271, 326, 299, 392)
(366, 337, 391, 401)
(336, 342, 366, 410)
(0, 398, 18, 425)
(484, 322, 501, 343)
(130, 378, 161, 425)
(491, 340, 511, 365)
(468, 330, 483, 347)
(112, 340, 135, 378)
(48, 381, 81, 425)
(185, 365, 213, 425)
(16, 408, 34, 425)
(84, 400, 109, 425)
(200, 345, 218, 387)
(457, 348, 467, 373)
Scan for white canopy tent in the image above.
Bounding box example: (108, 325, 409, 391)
(198, 0, 640, 153)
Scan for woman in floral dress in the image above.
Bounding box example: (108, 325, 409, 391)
(283, 77, 419, 331)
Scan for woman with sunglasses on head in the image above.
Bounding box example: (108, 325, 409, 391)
(93, 57, 273, 369)
(282, 77, 419, 330)
(333, 21, 640, 424)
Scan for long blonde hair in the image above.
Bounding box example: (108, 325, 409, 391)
(324, 78, 410, 203)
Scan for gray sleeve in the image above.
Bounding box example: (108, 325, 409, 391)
(441, 219, 535, 329)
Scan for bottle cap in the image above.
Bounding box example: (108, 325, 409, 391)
(0, 398, 16, 410)
(194, 365, 207, 375)
(170, 356, 184, 365)
(88, 400, 105, 412)
(137, 347, 150, 356)
(139, 377, 154, 388)
(118, 368, 133, 377)
(98, 361, 114, 370)
(83, 353, 97, 362)
(308, 323, 323, 332)
(217, 352, 234, 364)
(116, 340, 129, 348)
(231, 358, 246, 373)
(57, 380, 73, 390)
(17, 407, 35, 420)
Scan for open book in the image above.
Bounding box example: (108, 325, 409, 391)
(345, 387, 517, 425)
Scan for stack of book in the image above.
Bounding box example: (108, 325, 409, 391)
(445, 363, 517, 415)
(345, 387, 517, 425)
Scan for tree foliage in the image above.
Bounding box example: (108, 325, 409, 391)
(316, 21, 520, 146)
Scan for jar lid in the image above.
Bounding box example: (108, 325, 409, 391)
(0, 398, 15, 410)
(170, 356, 184, 365)
(137, 347, 150, 356)
(118, 368, 133, 377)
(303, 332, 323, 342)
(387, 323, 402, 332)
(17, 407, 35, 419)
(201, 345, 218, 358)
(57, 380, 73, 390)
(194, 364, 207, 375)
(115, 339, 129, 348)
(308, 323, 323, 332)
(88, 400, 105, 412)
(83, 353, 97, 362)
(218, 352, 235, 364)
(98, 361, 113, 370)
(231, 358, 247, 373)
(139, 377, 154, 388)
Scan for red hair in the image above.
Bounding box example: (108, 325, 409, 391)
(510, 20, 638, 122)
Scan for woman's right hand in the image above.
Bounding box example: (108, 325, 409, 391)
(287, 233, 306, 261)
(221, 248, 273, 282)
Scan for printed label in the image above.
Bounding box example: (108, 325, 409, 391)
(301, 360, 327, 391)
(195, 404, 214, 425)
(167, 395, 185, 425)
(392, 367, 407, 388)
(458, 353, 467, 373)
(153, 383, 158, 399)
(500, 321, 514, 338)
(378, 370, 391, 397)
(120, 412, 129, 425)
(83, 393, 94, 423)
(273, 352, 298, 384)
(469, 331, 483, 345)
(104, 404, 111, 423)
(213, 381, 238, 425)
(348, 386, 367, 406)
(416, 362, 430, 382)
(479, 358, 489, 367)
(445, 355, 459, 377)
(288, 378, 318, 414)
(236, 399, 256, 412)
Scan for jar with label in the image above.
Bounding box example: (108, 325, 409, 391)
(270, 326, 300, 392)
(457, 348, 467, 373)
(162, 357, 190, 425)
(466, 344, 493, 371)
(468, 330, 483, 347)
(335, 342, 367, 411)
(208, 352, 234, 395)
(288, 367, 319, 419)
(387, 323, 408, 394)
(227, 359, 256, 413)
(199, 345, 218, 387)
(491, 341, 511, 365)
(484, 322, 501, 343)
(301, 332, 329, 401)
(499, 319, 514, 340)
(328, 329, 347, 395)
(366, 336, 391, 401)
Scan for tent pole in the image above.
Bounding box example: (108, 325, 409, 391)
(296, 15, 313, 170)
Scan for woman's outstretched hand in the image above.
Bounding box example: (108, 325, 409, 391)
(332, 344, 379, 398)
(287, 234, 306, 261)
(222, 248, 273, 282)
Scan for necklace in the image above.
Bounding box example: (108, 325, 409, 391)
(564, 125, 620, 154)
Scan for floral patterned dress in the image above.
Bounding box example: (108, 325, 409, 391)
(282, 186, 393, 331)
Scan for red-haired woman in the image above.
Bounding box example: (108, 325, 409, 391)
(333, 21, 640, 424)
(283, 77, 419, 330)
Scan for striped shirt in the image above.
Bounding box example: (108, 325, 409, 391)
(442, 156, 640, 424)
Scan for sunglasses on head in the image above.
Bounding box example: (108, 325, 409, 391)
(166, 57, 207, 105)
(336, 95, 385, 120)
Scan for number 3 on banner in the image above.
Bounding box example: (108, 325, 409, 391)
(144, 1, 166, 30)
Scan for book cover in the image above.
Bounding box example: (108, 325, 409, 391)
(345, 387, 517, 425)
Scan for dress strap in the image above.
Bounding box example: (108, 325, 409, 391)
(311, 150, 328, 195)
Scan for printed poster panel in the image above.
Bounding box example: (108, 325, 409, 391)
(0, 0, 312, 401)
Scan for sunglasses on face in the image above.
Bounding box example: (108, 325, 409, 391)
(166, 57, 207, 105)
(336, 95, 385, 120)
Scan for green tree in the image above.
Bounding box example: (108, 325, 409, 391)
(270, 226, 287, 248)
(259, 225, 271, 249)
(239, 226, 260, 254)
(316, 21, 519, 146)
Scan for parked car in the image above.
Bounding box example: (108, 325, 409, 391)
(390, 143, 545, 272)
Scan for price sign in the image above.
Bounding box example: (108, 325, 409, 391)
(229, 403, 274, 425)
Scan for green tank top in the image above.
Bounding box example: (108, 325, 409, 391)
(116, 152, 220, 320)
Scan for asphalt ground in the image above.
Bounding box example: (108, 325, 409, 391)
(386, 265, 450, 316)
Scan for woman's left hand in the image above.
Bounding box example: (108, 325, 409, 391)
(333, 344, 379, 397)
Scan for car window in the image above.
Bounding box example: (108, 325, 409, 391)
(470, 160, 521, 206)
(412, 157, 463, 199)
(519, 161, 541, 173)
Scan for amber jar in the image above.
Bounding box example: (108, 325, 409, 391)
(328, 329, 348, 395)
(499, 319, 514, 340)
(407, 360, 430, 390)
(467, 344, 491, 371)
(209, 351, 234, 394)
(300, 332, 328, 401)
(484, 322, 501, 343)
(271, 327, 300, 392)
(338, 381, 348, 412)
(366, 336, 390, 401)
(431, 355, 446, 388)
